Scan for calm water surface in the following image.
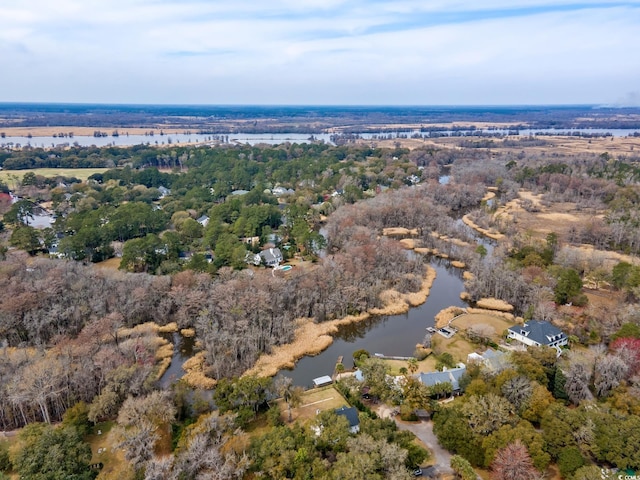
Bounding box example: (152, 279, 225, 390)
(2, 128, 638, 148)
(278, 258, 466, 387)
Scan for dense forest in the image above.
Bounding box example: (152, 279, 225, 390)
(1, 137, 640, 479)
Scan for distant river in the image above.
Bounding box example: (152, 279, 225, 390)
(1, 128, 639, 148)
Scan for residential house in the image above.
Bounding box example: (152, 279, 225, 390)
(158, 186, 171, 198)
(272, 186, 295, 196)
(335, 406, 360, 433)
(241, 236, 260, 247)
(259, 247, 283, 267)
(245, 251, 261, 266)
(196, 215, 210, 227)
(417, 365, 467, 394)
(467, 348, 509, 372)
(507, 320, 568, 351)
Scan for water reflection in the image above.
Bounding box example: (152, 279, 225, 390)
(278, 259, 467, 387)
(158, 332, 196, 388)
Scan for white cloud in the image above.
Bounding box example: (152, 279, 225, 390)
(1, 1, 639, 104)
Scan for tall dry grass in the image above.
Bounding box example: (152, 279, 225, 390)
(243, 266, 437, 378)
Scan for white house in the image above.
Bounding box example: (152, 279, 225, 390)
(259, 247, 283, 267)
(507, 320, 568, 350)
(467, 349, 509, 372)
(158, 186, 171, 198)
(196, 215, 210, 227)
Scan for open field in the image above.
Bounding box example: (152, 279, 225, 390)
(276, 385, 349, 424)
(431, 334, 476, 364)
(493, 190, 639, 269)
(382, 357, 437, 375)
(495, 190, 600, 239)
(362, 133, 640, 154)
(0, 168, 110, 182)
(449, 312, 514, 340)
(430, 311, 515, 363)
(86, 421, 134, 480)
(94, 257, 122, 270)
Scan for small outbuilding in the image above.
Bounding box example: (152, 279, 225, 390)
(313, 375, 333, 388)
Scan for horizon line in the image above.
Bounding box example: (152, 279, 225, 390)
(0, 101, 606, 108)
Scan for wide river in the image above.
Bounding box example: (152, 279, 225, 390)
(2, 128, 639, 149)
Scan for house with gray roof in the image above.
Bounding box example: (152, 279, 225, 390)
(507, 320, 567, 350)
(417, 365, 466, 393)
(467, 349, 510, 372)
(259, 247, 283, 267)
(196, 215, 210, 227)
(335, 406, 360, 433)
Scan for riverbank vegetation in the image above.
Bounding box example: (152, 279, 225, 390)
(2, 133, 640, 478)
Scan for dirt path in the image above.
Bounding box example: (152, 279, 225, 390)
(394, 419, 453, 476)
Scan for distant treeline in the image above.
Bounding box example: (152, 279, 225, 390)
(2, 103, 640, 131)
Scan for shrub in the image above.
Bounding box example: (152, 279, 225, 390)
(557, 446, 585, 478)
(267, 405, 283, 427)
(399, 404, 418, 421)
(414, 347, 430, 361)
(451, 454, 477, 480)
(62, 401, 91, 436)
(352, 349, 370, 366)
(0, 442, 11, 472)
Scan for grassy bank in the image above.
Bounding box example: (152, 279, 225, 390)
(243, 266, 437, 379)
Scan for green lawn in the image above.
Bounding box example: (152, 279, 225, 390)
(85, 421, 134, 480)
(0, 168, 111, 183)
(278, 386, 349, 424)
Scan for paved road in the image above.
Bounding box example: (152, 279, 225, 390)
(394, 419, 453, 476)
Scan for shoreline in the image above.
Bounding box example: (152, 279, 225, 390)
(240, 265, 437, 379)
(461, 214, 504, 240)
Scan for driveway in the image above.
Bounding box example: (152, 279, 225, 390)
(394, 418, 453, 477)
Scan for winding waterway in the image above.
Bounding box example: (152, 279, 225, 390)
(158, 332, 196, 389)
(277, 258, 467, 387)
(157, 173, 494, 389)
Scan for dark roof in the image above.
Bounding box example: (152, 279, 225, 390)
(335, 406, 359, 428)
(508, 320, 566, 346)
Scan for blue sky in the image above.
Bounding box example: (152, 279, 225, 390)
(1, 0, 639, 105)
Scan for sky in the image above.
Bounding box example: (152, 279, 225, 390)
(1, 0, 640, 105)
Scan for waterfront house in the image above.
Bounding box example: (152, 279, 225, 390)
(467, 348, 510, 372)
(507, 320, 567, 350)
(417, 365, 466, 395)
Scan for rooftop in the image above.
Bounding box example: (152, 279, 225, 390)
(508, 320, 566, 346)
(335, 406, 360, 428)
